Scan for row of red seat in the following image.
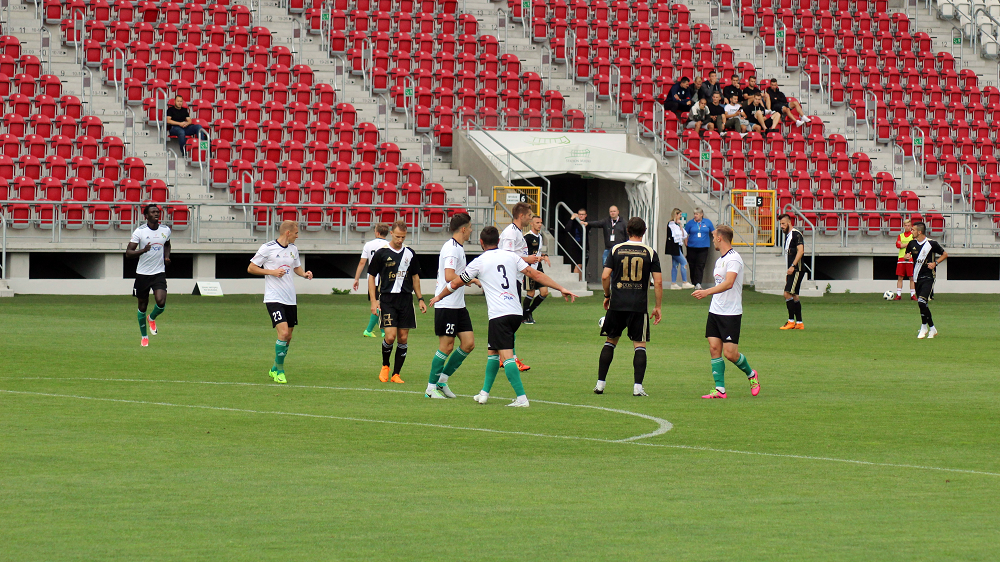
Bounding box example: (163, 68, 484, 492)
(47, 0, 244, 26)
(2, 176, 161, 202)
(0, 134, 127, 159)
(3, 114, 103, 140)
(211, 159, 416, 188)
(63, 20, 273, 49)
(0, 155, 146, 182)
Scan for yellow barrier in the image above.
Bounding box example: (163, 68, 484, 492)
(492, 186, 541, 227)
(730, 189, 776, 246)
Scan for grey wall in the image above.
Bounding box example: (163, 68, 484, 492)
(453, 130, 506, 200)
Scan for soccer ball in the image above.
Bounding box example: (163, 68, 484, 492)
(883, 290, 895, 300)
(598, 316, 605, 328)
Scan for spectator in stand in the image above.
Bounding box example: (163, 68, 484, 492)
(765, 79, 808, 127)
(688, 75, 705, 101)
(663, 77, 694, 120)
(684, 207, 715, 289)
(741, 76, 762, 104)
(165, 95, 204, 157)
(667, 208, 695, 290)
(723, 93, 748, 133)
(686, 97, 713, 133)
(895, 218, 917, 300)
(699, 70, 723, 102)
(577, 205, 627, 265)
(723, 75, 742, 102)
(745, 93, 777, 132)
(707, 92, 726, 132)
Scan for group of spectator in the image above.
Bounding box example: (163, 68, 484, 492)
(564, 205, 717, 290)
(663, 73, 809, 136)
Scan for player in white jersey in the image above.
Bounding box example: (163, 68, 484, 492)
(125, 204, 171, 347)
(248, 221, 313, 384)
(497, 201, 543, 371)
(691, 225, 760, 399)
(430, 226, 578, 407)
(425, 213, 479, 399)
(353, 222, 391, 338)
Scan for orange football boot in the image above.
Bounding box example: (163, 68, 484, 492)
(794, 323, 805, 330)
(390, 374, 405, 383)
(378, 366, 390, 382)
(779, 321, 796, 330)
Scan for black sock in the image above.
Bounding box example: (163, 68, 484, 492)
(785, 298, 795, 321)
(794, 300, 803, 322)
(528, 295, 547, 314)
(393, 343, 408, 374)
(382, 339, 393, 367)
(598, 342, 616, 381)
(919, 301, 933, 327)
(633, 347, 647, 385)
(523, 296, 533, 315)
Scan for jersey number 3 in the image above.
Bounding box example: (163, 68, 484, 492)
(497, 264, 510, 289)
(620, 256, 644, 282)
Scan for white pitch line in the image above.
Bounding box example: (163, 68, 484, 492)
(2, 379, 998, 478)
(1, 376, 674, 441)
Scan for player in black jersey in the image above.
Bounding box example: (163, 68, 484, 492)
(595, 217, 663, 396)
(368, 221, 427, 383)
(522, 216, 552, 324)
(778, 214, 806, 330)
(903, 222, 948, 339)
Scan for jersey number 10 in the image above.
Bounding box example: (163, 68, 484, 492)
(619, 257, 644, 282)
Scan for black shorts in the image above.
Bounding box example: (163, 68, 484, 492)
(266, 302, 298, 328)
(705, 312, 742, 344)
(784, 268, 805, 295)
(380, 297, 416, 330)
(772, 102, 789, 114)
(601, 310, 650, 342)
(525, 264, 544, 291)
(133, 272, 167, 297)
(435, 307, 473, 336)
(915, 278, 935, 302)
(487, 314, 522, 351)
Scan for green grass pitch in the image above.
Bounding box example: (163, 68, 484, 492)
(1, 291, 998, 561)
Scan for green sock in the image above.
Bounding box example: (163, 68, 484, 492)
(365, 313, 379, 332)
(711, 358, 725, 389)
(429, 350, 448, 384)
(734, 353, 754, 377)
(137, 310, 147, 337)
(483, 355, 500, 393)
(442, 348, 469, 377)
(503, 358, 525, 396)
(149, 303, 165, 320)
(275, 340, 289, 372)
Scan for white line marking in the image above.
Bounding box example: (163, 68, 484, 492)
(0, 377, 673, 441)
(3, 379, 998, 478)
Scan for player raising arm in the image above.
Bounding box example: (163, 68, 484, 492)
(125, 204, 171, 347)
(596, 217, 663, 397)
(248, 221, 313, 384)
(430, 226, 578, 407)
(691, 225, 760, 399)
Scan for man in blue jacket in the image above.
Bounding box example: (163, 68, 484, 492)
(663, 76, 694, 120)
(684, 208, 715, 289)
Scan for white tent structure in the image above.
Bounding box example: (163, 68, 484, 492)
(468, 132, 659, 248)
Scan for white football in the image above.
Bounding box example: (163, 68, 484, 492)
(598, 316, 605, 328)
(883, 290, 895, 300)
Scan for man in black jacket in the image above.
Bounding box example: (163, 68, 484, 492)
(698, 70, 722, 103)
(579, 205, 628, 266)
(765, 79, 808, 127)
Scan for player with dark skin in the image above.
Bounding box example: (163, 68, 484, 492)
(125, 205, 171, 315)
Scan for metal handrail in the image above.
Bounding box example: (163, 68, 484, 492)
(723, 203, 758, 286)
(553, 201, 586, 282)
(111, 48, 126, 103)
(39, 25, 52, 74)
(780, 203, 816, 280)
(166, 148, 180, 191)
(464, 122, 552, 225)
(420, 132, 434, 182)
(71, 9, 85, 65)
(972, 7, 1000, 56)
(153, 87, 169, 145)
(540, 46, 552, 91)
(123, 105, 137, 157)
(82, 67, 95, 115)
(465, 174, 478, 204)
(375, 93, 390, 137)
